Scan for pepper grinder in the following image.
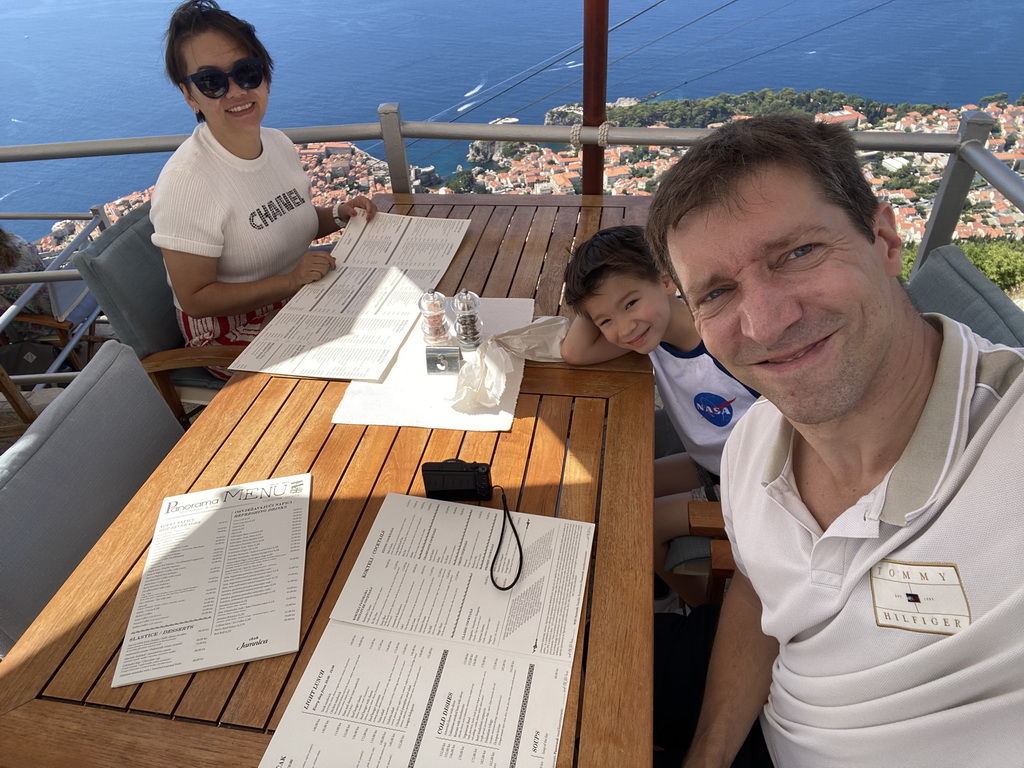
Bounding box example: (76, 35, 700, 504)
(418, 289, 450, 346)
(452, 289, 483, 349)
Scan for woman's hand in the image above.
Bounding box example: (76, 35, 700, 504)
(317, 196, 378, 239)
(289, 249, 337, 289)
(338, 195, 377, 223)
(290, 250, 337, 290)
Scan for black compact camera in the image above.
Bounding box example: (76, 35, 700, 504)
(421, 459, 493, 501)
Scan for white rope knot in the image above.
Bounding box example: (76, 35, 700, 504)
(597, 121, 618, 147)
(569, 123, 583, 147)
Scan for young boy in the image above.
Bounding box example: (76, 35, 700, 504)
(560, 225, 759, 607)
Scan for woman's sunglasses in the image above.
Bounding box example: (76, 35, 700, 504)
(182, 58, 265, 99)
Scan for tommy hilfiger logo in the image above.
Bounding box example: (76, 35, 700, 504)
(249, 188, 307, 230)
(869, 559, 971, 635)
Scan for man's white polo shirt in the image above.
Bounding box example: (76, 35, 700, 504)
(721, 314, 1024, 767)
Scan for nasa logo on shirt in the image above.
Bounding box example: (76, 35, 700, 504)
(693, 393, 736, 427)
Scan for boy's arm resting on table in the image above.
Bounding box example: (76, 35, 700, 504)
(560, 314, 629, 365)
(162, 248, 336, 319)
(683, 571, 778, 768)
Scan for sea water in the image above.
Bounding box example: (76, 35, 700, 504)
(2, 0, 1021, 241)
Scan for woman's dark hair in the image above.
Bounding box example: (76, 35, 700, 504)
(562, 225, 662, 316)
(164, 0, 274, 123)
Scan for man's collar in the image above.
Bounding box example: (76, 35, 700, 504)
(879, 315, 970, 526)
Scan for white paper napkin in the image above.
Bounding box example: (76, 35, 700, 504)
(452, 315, 570, 412)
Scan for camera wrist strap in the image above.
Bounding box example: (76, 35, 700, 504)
(489, 486, 523, 591)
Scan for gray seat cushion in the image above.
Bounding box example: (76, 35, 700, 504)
(0, 340, 183, 655)
(908, 245, 1024, 347)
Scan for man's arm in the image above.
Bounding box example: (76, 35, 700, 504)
(684, 571, 778, 768)
(560, 314, 628, 365)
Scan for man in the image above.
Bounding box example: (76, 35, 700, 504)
(644, 113, 1024, 767)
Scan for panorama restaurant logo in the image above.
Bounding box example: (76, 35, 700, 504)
(693, 393, 736, 427)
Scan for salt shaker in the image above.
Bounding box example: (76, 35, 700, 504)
(452, 289, 483, 349)
(418, 289, 450, 345)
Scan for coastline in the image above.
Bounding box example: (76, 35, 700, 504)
(28, 92, 1024, 255)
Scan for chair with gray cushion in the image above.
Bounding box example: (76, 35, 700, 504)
(72, 203, 240, 422)
(0, 340, 184, 656)
(908, 244, 1024, 346)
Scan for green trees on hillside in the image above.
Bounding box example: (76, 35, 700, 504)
(980, 93, 1009, 106)
(546, 88, 950, 130)
(445, 170, 490, 194)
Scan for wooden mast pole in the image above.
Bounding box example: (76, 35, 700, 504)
(581, 0, 608, 196)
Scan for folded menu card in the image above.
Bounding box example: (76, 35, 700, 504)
(112, 474, 310, 687)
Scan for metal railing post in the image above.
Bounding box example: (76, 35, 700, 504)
(90, 204, 113, 230)
(378, 103, 412, 194)
(914, 111, 996, 273)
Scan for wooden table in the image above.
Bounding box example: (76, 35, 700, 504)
(0, 194, 655, 767)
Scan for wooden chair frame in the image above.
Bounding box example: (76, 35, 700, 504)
(685, 500, 735, 603)
(140, 346, 243, 425)
(0, 365, 36, 439)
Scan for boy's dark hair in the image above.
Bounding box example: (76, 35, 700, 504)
(563, 225, 662, 316)
(164, 0, 274, 123)
(646, 113, 879, 280)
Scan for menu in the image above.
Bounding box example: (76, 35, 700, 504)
(230, 212, 470, 381)
(112, 474, 310, 688)
(260, 493, 595, 768)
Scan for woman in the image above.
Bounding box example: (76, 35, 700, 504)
(153, 0, 375, 376)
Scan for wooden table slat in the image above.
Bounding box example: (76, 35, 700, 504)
(558, 397, 606, 525)
(190, 376, 298, 492)
(459, 205, 515, 295)
(522, 364, 650, 399)
(577, 375, 654, 767)
(509, 205, 559, 302)
(47, 554, 145, 704)
(553, 396, 606, 768)
(425, 203, 455, 219)
(233, 377, 328, 482)
(269, 382, 353, 491)
(518, 395, 573, 519)
(486, 393, 541, 512)
(436, 205, 494, 297)
(536, 205, 588, 318)
(483, 204, 537, 299)
(0, 699, 270, 768)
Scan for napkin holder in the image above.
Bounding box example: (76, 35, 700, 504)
(425, 346, 462, 375)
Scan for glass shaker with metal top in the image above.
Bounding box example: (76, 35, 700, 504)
(452, 289, 483, 349)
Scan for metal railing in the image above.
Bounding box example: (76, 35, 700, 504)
(3, 105, 1022, 239)
(2, 104, 1023, 388)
